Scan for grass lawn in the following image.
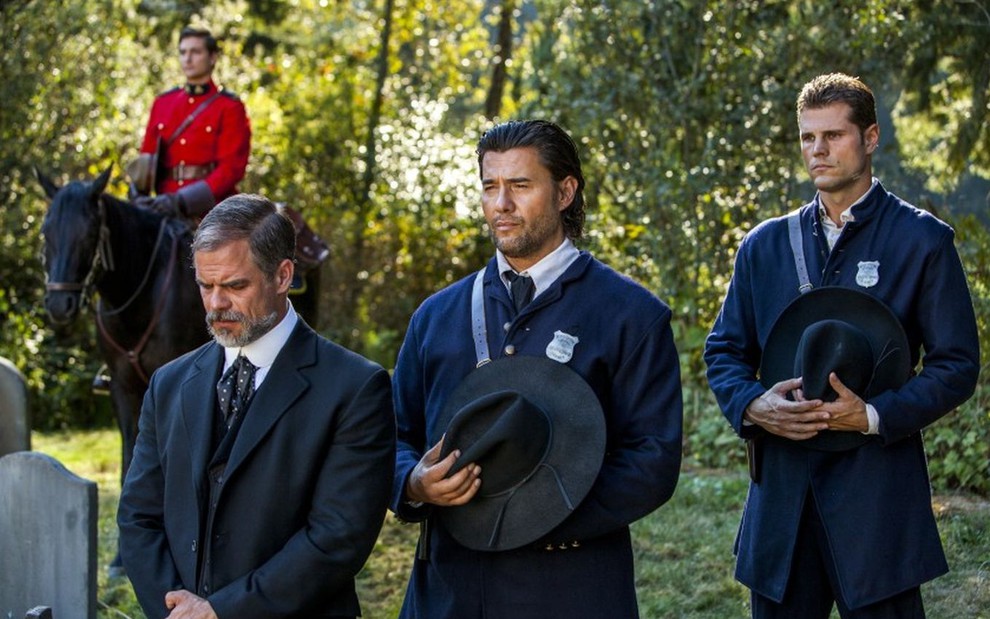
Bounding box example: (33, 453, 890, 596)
(32, 429, 990, 619)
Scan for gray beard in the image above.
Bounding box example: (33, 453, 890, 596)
(206, 310, 279, 348)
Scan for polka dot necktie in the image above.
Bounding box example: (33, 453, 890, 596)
(216, 354, 258, 428)
(505, 271, 535, 315)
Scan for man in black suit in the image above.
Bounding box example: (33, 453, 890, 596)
(117, 193, 395, 619)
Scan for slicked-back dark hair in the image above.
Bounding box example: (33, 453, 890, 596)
(476, 119, 586, 240)
(179, 26, 219, 55)
(192, 194, 295, 278)
(797, 73, 877, 135)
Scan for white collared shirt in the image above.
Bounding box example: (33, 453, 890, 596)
(818, 178, 879, 250)
(221, 301, 298, 389)
(496, 238, 581, 299)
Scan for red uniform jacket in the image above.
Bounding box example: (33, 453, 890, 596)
(141, 80, 250, 208)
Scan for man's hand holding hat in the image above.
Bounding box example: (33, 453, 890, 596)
(427, 357, 606, 551)
(745, 377, 828, 441)
(758, 286, 911, 451)
(406, 438, 481, 507)
(808, 372, 870, 433)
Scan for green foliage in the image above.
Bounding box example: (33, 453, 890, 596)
(2, 0, 989, 494)
(0, 0, 137, 429)
(517, 0, 922, 383)
(515, 0, 990, 492)
(894, 0, 990, 187)
(181, 0, 496, 362)
(927, 414, 990, 495)
(681, 385, 747, 471)
(924, 214, 990, 495)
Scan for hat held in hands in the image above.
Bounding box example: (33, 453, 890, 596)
(760, 286, 912, 451)
(433, 356, 606, 551)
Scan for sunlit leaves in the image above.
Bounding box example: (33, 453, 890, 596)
(1, 0, 987, 448)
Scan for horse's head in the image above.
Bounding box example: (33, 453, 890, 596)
(37, 166, 112, 325)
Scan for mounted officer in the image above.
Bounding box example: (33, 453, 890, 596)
(127, 26, 250, 218)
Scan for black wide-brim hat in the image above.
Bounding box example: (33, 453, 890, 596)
(760, 287, 912, 451)
(431, 356, 606, 551)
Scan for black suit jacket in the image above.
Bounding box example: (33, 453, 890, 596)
(118, 320, 395, 619)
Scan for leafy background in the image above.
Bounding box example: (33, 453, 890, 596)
(2, 0, 988, 494)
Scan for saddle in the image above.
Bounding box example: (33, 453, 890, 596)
(277, 203, 330, 271)
(125, 138, 165, 198)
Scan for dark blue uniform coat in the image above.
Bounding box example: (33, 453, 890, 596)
(705, 182, 980, 609)
(117, 321, 395, 619)
(391, 253, 683, 619)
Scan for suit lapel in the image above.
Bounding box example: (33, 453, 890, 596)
(182, 343, 224, 504)
(224, 321, 316, 477)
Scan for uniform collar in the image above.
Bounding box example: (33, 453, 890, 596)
(496, 238, 580, 298)
(184, 80, 217, 96)
(813, 177, 885, 225)
(816, 177, 879, 227)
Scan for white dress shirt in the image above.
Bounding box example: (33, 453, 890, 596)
(495, 237, 581, 299)
(221, 301, 298, 390)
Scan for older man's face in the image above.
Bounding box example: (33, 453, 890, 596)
(194, 238, 292, 347)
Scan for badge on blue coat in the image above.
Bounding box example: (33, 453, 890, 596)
(546, 330, 579, 363)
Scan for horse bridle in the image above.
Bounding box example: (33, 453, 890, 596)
(46, 194, 179, 386)
(95, 229, 178, 386)
(44, 196, 115, 301)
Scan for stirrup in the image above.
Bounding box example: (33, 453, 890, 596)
(288, 272, 308, 294)
(91, 365, 111, 396)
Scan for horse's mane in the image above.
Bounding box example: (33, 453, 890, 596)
(102, 192, 135, 210)
(49, 177, 189, 239)
(98, 191, 193, 241)
(100, 192, 159, 223)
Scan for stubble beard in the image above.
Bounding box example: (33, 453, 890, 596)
(490, 211, 561, 261)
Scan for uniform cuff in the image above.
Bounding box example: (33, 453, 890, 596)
(177, 181, 216, 218)
(862, 403, 880, 435)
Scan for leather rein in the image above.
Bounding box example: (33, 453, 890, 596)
(45, 196, 178, 385)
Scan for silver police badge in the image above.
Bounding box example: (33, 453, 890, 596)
(546, 330, 579, 363)
(856, 260, 880, 288)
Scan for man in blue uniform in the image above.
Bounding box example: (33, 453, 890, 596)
(705, 73, 980, 618)
(390, 119, 683, 618)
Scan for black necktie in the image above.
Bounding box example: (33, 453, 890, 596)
(505, 271, 535, 314)
(217, 354, 257, 428)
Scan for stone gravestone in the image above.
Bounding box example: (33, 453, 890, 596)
(0, 355, 30, 457)
(0, 451, 97, 619)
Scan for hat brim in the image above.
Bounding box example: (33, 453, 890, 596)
(760, 287, 912, 451)
(432, 356, 606, 551)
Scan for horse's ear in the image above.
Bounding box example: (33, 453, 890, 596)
(35, 166, 60, 199)
(90, 165, 112, 198)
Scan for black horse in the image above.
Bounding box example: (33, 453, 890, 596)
(38, 167, 327, 570)
(38, 166, 208, 570)
(38, 169, 327, 470)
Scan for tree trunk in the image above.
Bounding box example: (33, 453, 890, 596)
(485, 0, 515, 119)
(342, 0, 394, 342)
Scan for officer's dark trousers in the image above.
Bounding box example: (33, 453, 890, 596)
(751, 498, 925, 619)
